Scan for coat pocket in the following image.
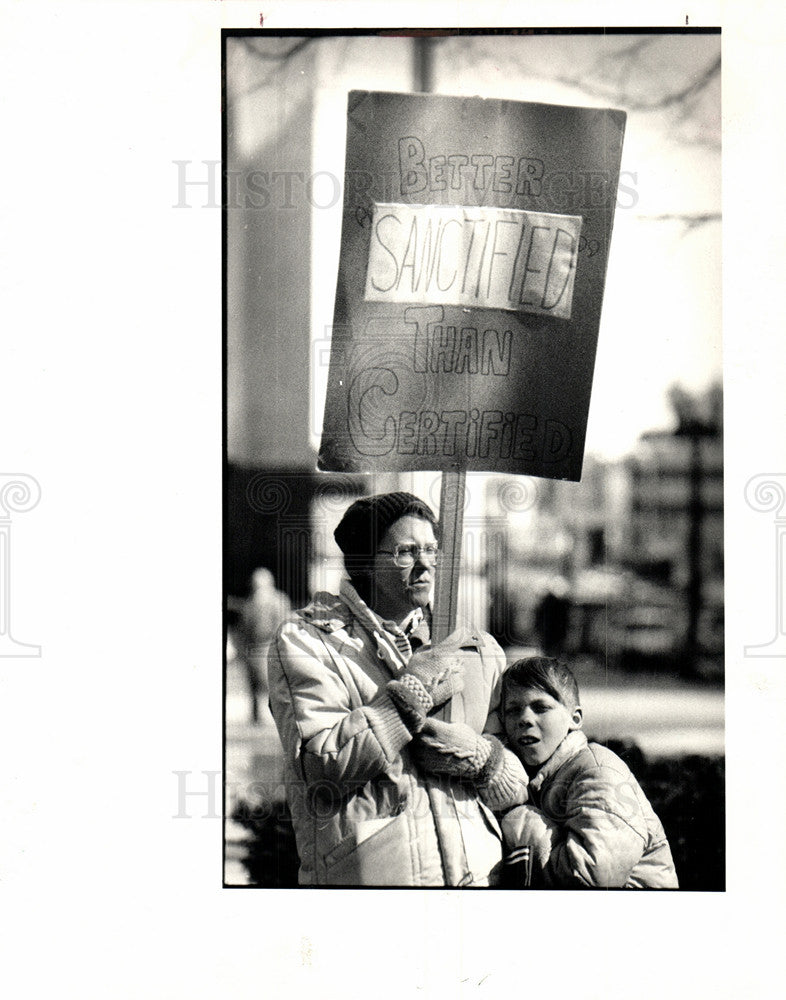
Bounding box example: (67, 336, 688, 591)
(322, 814, 414, 886)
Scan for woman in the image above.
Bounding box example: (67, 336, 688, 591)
(267, 491, 527, 886)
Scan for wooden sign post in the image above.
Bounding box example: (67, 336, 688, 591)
(319, 91, 626, 635)
(431, 469, 466, 643)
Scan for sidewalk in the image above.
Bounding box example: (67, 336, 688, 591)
(224, 658, 283, 885)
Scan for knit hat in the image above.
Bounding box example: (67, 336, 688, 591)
(334, 492, 437, 566)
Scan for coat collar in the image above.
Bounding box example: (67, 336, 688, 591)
(338, 580, 416, 672)
(298, 590, 354, 633)
(299, 582, 481, 675)
(338, 579, 430, 637)
(528, 731, 588, 792)
(298, 582, 417, 674)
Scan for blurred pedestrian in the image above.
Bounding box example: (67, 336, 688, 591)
(238, 568, 291, 723)
(267, 491, 528, 886)
(534, 578, 571, 655)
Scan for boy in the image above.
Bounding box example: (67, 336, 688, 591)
(498, 657, 678, 889)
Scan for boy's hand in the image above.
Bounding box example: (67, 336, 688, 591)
(387, 647, 464, 732)
(501, 804, 556, 867)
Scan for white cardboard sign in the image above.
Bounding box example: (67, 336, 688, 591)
(364, 203, 582, 319)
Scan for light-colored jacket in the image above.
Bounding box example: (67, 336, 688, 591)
(501, 731, 678, 888)
(267, 581, 507, 886)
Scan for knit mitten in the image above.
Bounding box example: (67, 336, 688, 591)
(475, 737, 530, 811)
(412, 718, 492, 778)
(387, 647, 464, 732)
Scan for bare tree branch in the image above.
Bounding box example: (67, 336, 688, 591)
(636, 212, 721, 233)
(589, 35, 659, 90)
(239, 37, 312, 62)
(234, 37, 314, 96)
(553, 54, 720, 112)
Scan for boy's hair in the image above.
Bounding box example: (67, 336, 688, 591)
(502, 656, 580, 710)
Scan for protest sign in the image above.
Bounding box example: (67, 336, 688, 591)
(319, 90, 626, 481)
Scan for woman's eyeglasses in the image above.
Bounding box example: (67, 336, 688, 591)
(377, 543, 439, 569)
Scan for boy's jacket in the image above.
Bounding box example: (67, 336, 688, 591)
(502, 731, 679, 888)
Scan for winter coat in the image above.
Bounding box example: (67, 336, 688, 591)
(266, 581, 508, 886)
(501, 731, 678, 888)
